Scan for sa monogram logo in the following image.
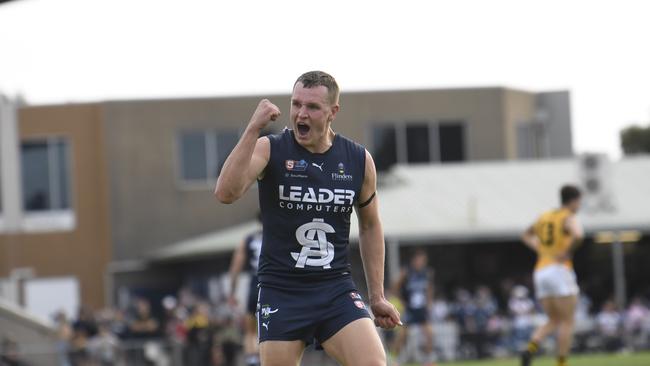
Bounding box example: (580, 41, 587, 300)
(292, 218, 335, 269)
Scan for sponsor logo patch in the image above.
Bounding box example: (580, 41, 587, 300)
(350, 292, 362, 300)
(332, 162, 353, 181)
(354, 300, 366, 309)
(286, 159, 308, 172)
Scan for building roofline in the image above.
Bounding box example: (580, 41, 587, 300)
(17, 85, 570, 109)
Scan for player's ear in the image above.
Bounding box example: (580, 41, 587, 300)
(329, 104, 340, 122)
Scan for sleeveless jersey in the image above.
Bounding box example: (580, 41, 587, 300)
(533, 208, 574, 270)
(257, 129, 366, 287)
(243, 231, 263, 273)
(402, 268, 430, 311)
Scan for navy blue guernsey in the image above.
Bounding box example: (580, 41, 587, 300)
(243, 231, 263, 273)
(257, 129, 366, 287)
(403, 269, 430, 311)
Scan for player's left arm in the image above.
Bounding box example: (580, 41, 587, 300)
(356, 149, 401, 329)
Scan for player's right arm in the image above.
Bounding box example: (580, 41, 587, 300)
(214, 99, 280, 204)
(565, 215, 584, 243)
(556, 215, 585, 262)
(521, 223, 540, 252)
(228, 238, 247, 306)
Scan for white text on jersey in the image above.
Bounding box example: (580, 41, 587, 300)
(278, 185, 355, 206)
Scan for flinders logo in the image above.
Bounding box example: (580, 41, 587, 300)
(332, 162, 353, 182)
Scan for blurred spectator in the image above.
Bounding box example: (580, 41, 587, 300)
(0, 338, 28, 366)
(508, 285, 535, 352)
(53, 310, 73, 366)
(213, 314, 241, 366)
(473, 286, 498, 358)
(128, 299, 160, 339)
(108, 309, 129, 340)
(573, 293, 593, 353)
(596, 300, 623, 352)
(451, 288, 477, 358)
(624, 297, 650, 350)
(70, 306, 98, 365)
(125, 298, 160, 365)
(184, 302, 212, 366)
(87, 321, 121, 366)
(431, 296, 450, 322)
(162, 296, 187, 365)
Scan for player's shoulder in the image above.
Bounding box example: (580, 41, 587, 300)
(265, 128, 291, 143)
(538, 208, 558, 220)
(336, 133, 367, 154)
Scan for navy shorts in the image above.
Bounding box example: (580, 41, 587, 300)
(256, 279, 371, 345)
(247, 276, 259, 315)
(405, 308, 429, 325)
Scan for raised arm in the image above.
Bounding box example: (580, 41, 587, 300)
(356, 150, 401, 328)
(214, 99, 280, 203)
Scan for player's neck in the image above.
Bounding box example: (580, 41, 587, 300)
(561, 205, 576, 214)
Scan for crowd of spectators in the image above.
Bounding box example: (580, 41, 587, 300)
(50, 288, 242, 366)
(7, 282, 646, 365)
(411, 283, 650, 361)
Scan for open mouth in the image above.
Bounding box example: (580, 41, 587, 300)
(296, 122, 310, 137)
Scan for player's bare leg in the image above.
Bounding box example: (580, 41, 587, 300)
(243, 314, 260, 365)
(321, 318, 386, 366)
(259, 340, 305, 366)
(533, 298, 560, 342)
(522, 298, 559, 366)
(555, 295, 577, 366)
(389, 325, 407, 365)
(421, 323, 436, 366)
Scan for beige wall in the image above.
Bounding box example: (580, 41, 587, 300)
(0, 104, 112, 309)
(339, 88, 508, 160)
(502, 89, 537, 159)
(103, 97, 269, 260)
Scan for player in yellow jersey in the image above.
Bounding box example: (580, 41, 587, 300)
(520, 185, 584, 366)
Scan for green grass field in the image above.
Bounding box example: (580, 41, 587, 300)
(407, 352, 650, 366)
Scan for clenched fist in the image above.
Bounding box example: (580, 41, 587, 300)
(248, 99, 281, 132)
(371, 298, 402, 329)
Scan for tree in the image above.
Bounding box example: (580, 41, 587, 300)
(620, 124, 650, 155)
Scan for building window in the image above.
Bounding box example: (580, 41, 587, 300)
(517, 122, 549, 159)
(21, 138, 71, 212)
(406, 124, 431, 163)
(439, 122, 466, 162)
(372, 125, 398, 172)
(178, 130, 239, 184)
(371, 121, 466, 170)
